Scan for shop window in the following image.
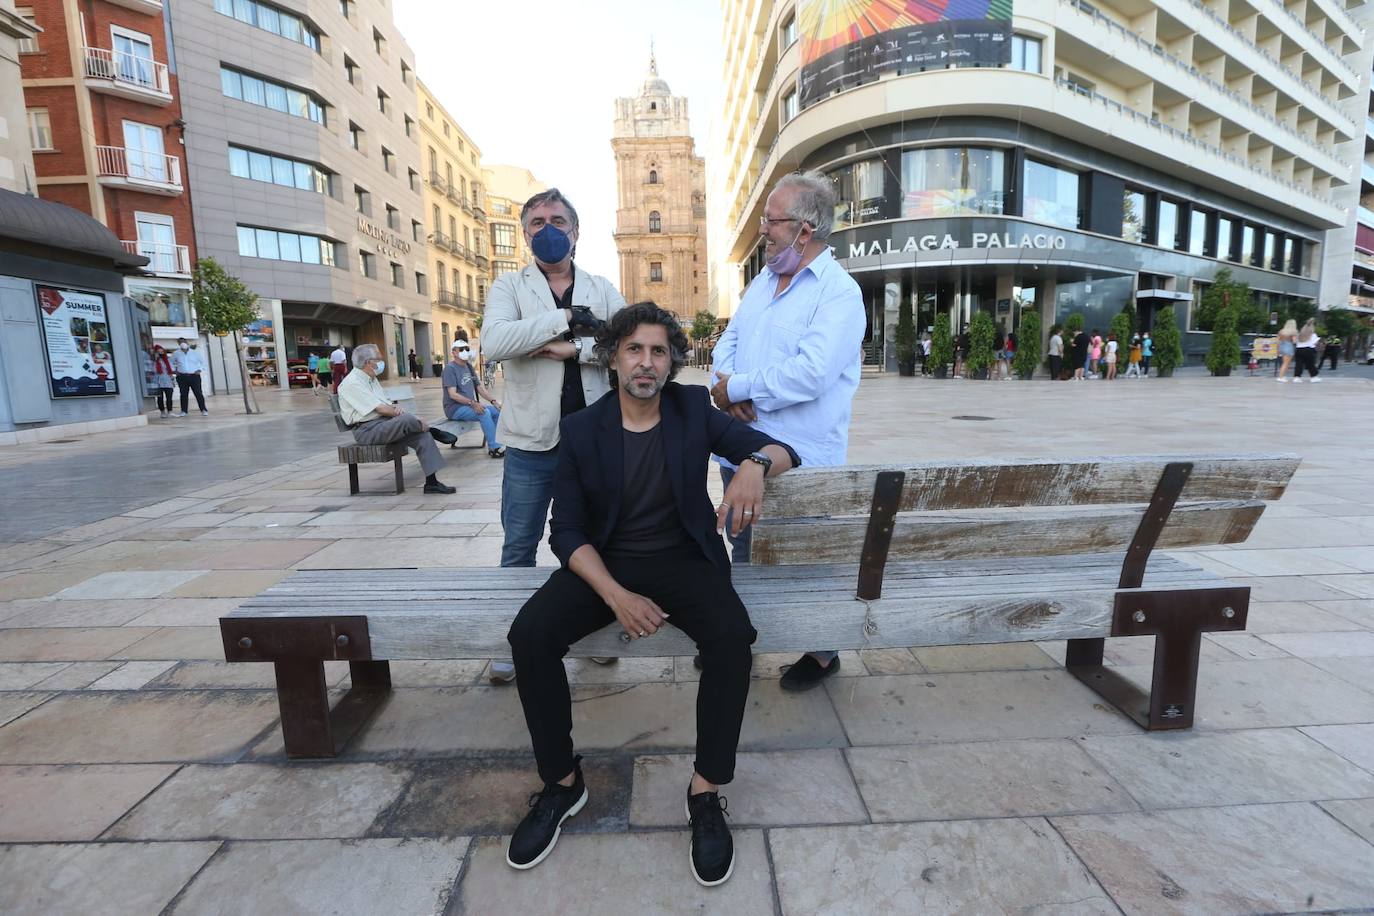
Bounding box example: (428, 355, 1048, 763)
(900, 147, 1005, 219)
(1021, 158, 1080, 229)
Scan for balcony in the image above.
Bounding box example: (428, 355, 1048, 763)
(122, 240, 190, 277)
(475, 254, 488, 271)
(429, 230, 452, 249)
(445, 186, 462, 206)
(433, 289, 458, 307)
(105, 0, 163, 13)
(427, 171, 448, 193)
(82, 47, 172, 105)
(95, 146, 182, 195)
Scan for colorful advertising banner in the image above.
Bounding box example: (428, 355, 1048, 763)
(36, 286, 120, 398)
(799, 0, 1014, 110)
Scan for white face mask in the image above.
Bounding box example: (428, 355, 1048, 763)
(457, 350, 471, 361)
(179, 344, 189, 351)
(373, 360, 385, 375)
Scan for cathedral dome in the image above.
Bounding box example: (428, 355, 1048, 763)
(641, 53, 671, 97)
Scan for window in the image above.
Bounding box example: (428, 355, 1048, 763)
(377, 87, 389, 115)
(349, 121, 362, 150)
(1241, 224, 1257, 265)
(212, 0, 320, 51)
(425, 101, 434, 119)
(229, 145, 330, 194)
(385, 204, 399, 230)
(391, 262, 404, 287)
(372, 27, 386, 57)
(408, 168, 419, 192)
(122, 120, 168, 183)
(26, 109, 52, 150)
(359, 250, 375, 278)
(411, 219, 423, 242)
(463, 226, 470, 248)
(477, 281, 486, 304)
(417, 272, 428, 295)
(649, 169, 658, 184)
(649, 261, 663, 282)
(1155, 199, 1179, 249)
(648, 210, 661, 233)
(1217, 216, 1235, 260)
(344, 56, 357, 85)
(829, 158, 888, 228)
(441, 322, 450, 344)
(435, 260, 446, 289)
(458, 138, 465, 153)
(650, 102, 657, 111)
(404, 115, 414, 138)
(237, 225, 335, 266)
(354, 185, 370, 215)
(492, 223, 516, 256)
(443, 121, 450, 137)
(1286, 237, 1302, 275)
(221, 66, 325, 123)
(780, 11, 797, 48)
(16, 8, 37, 52)
(493, 260, 519, 276)
(782, 89, 798, 123)
(111, 29, 157, 89)
(466, 275, 474, 300)
(339, 0, 350, 18)
(400, 61, 412, 86)
(133, 212, 181, 276)
(1189, 208, 1209, 256)
(1010, 35, 1042, 73)
(381, 147, 394, 174)
(1122, 189, 1146, 242)
(1263, 231, 1278, 270)
(451, 267, 460, 291)
(899, 147, 1005, 219)
(1021, 158, 1079, 228)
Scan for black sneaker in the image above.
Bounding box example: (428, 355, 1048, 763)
(779, 654, 840, 692)
(686, 790, 734, 887)
(428, 427, 459, 445)
(507, 758, 588, 870)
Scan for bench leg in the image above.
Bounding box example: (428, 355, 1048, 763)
(1065, 638, 1104, 668)
(274, 659, 334, 758)
(349, 659, 391, 689)
(393, 455, 405, 494)
(348, 463, 360, 496)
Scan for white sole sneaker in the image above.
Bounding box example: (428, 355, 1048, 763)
(506, 787, 587, 870)
(685, 799, 735, 888)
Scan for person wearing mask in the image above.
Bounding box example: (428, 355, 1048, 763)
(329, 344, 348, 394)
(1141, 331, 1154, 377)
(443, 339, 504, 458)
(1124, 335, 1143, 378)
(150, 345, 175, 417)
(1293, 318, 1322, 383)
(1048, 326, 1064, 380)
(480, 188, 627, 684)
(1088, 329, 1103, 378)
(170, 338, 208, 416)
(1104, 333, 1119, 381)
(709, 170, 866, 692)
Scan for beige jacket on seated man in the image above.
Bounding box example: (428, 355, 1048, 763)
(480, 262, 627, 451)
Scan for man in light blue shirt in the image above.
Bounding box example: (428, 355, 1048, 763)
(710, 170, 866, 691)
(170, 337, 208, 416)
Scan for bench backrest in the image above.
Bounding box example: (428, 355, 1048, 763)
(327, 394, 350, 433)
(751, 454, 1298, 566)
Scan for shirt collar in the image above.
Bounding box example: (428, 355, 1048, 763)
(762, 245, 834, 285)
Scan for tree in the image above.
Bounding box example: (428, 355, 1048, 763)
(1109, 309, 1134, 371)
(1062, 312, 1085, 336)
(929, 313, 953, 376)
(1317, 307, 1357, 341)
(1205, 302, 1241, 375)
(190, 257, 261, 414)
(1152, 305, 1185, 376)
(1013, 311, 1041, 379)
(894, 297, 917, 375)
(965, 311, 997, 378)
(1193, 269, 1264, 333)
(690, 310, 717, 343)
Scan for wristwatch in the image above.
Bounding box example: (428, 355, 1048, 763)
(572, 337, 583, 357)
(744, 451, 772, 475)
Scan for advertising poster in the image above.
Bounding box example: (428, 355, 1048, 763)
(129, 298, 156, 398)
(799, 0, 1014, 110)
(36, 285, 120, 398)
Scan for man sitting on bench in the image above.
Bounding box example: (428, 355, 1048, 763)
(504, 303, 798, 886)
(336, 343, 458, 495)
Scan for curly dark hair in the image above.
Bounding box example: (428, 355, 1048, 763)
(593, 302, 690, 381)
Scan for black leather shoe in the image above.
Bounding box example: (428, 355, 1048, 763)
(687, 790, 734, 886)
(507, 758, 587, 870)
(428, 427, 458, 445)
(692, 654, 703, 671)
(779, 654, 840, 692)
(423, 481, 456, 494)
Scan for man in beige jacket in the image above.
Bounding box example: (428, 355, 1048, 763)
(480, 188, 627, 682)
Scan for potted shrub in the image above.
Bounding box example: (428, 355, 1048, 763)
(1013, 312, 1041, 380)
(966, 312, 996, 380)
(1206, 304, 1240, 376)
(929, 317, 953, 378)
(894, 298, 917, 376)
(1152, 305, 1185, 377)
(431, 353, 444, 376)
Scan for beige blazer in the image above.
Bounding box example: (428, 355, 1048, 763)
(481, 262, 628, 451)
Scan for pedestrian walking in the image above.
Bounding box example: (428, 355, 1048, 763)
(1141, 332, 1153, 377)
(329, 344, 348, 394)
(1124, 335, 1143, 378)
(408, 349, 421, 380)
(150, 344, 174, 417)
(443, 339, 505, 458)
(1088, 329, 1103, 378)
(315, 354, 332, 391)
(1071, 330, 1088, 380)
(170, 337, 208, 416)
(1048, 327, 1064, 380)
(993, 329, 1007, 380)
(1104, 333, 1119, 381)
(1293, 319, 1321, 382)
(1276, 319, 1297, 382)
(1004, 332, 1016, 380)
(954, 330, 970, 379)
(307, 352, 321, 395)
(920, 334, 932, 375)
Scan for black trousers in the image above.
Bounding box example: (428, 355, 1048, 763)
(1324, 348, 1339, 370)
(1295, 347, 1320, 378)
(1048, 355, 1062, 380)
(155, 387, 173, 411)
(508, 546, 756, 786)
(176, 373, 206, 412)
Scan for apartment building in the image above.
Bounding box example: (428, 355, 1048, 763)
(484, 163, 544, 280)
(713, 0, 1372, 367)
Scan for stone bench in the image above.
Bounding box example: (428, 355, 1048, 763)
(221, 453, 1298, 757)
(327, 391, 480, 495)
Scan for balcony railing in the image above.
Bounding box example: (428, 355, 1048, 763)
(433, 289, 481, 312)
(427, 171, 448, 193)
(429, 230, 452, 249)
(445, 186, 461, 206)
(122, 239, 190, 276)
(475, 254, 489, 271)
(448, 239, 468, 260)
(82, 47, 172, 104)
(95, 145, 182, 194)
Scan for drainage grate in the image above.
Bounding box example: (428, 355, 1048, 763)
(951, 415, 995, 421)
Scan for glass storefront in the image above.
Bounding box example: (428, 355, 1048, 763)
(830, 159, 888, 230)
(1022, 159, 1079, 229)
(900, 147, 1005, 219)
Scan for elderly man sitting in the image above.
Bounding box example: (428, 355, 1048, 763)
(337, 343, 458, 495)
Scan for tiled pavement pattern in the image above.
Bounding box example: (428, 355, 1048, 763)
(1, 371, 1373, 914)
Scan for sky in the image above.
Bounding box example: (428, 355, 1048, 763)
(393, 0, 724, 281)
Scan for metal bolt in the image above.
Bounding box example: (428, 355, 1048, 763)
(1132, 610, 1147, 623)
(237, 637, 253, 649)
(1222, 607, 1235, 618)
(336, 634, 350, 647)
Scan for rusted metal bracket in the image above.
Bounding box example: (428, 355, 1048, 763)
(856, 471, 905, 601)
(1069, 585, 1250, 729)
(221, 616, 373, 662)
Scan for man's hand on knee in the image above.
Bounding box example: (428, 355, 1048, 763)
(608, 588, 669, 640)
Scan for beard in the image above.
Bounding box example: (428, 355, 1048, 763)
(622, 371, 666, 400)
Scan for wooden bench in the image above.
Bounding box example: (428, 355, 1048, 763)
(221, 453, 1298, 757)
(328, 391, 481, 496)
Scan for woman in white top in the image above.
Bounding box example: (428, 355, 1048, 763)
(1275, 319, 1297, 382)
(1103, 333, 1119, 381)
(1292, 318, 1321, 383)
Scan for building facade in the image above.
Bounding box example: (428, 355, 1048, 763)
(612, 56, 708, 318)
(483, 163, 543, 281)
(167, 0, 428, 387)
(713, 0, 1369, 368)
(18, 0, 200, 366)
(1341, 20, 1374, 324)
(1, 0, 40, 193)
(417, 77, 486, 361)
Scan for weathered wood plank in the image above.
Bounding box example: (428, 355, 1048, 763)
(749, 501, 1264, 565)
(762, 454, 1299, 517)
(337, 443, 402, 463)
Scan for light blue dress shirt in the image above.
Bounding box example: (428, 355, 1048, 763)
(711, 247, 866, 469)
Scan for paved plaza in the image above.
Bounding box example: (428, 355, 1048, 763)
(1, 370, 1373, 914)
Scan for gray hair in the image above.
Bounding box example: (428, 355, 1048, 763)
(352, 343, 381, 368)
(773, 170, 836, 242)
(520, 188, 579, 232)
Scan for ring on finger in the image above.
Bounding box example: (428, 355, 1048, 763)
(638, 630, 647, 638)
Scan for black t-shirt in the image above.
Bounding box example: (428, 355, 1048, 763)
(603, 423, 694, 557)
(548, 270, 587, 418)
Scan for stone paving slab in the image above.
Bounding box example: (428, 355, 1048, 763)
(29, 661, 121, 689)
(456, 831, 774, 914)
(169, 837, 469, 915)
(1077, 728, 1374, 808)
(846, 739, 1137, 822)
(0, 763, 176, 841)
(0, 694, 52, 729)
(108, 762, 411, 840)
(1301, 655, 1374, 694)
(631, 750, 867, 827)
(168, 569, 290, 598)
(1243, 600, 1368, 632)
(1053, 802, 1374, 914)
(1301, 723, 1374, 773)
(0, 662, 69, 689)
(1311, 598, 1374, 627)
(88, 660, 178, 689)
(0, 568, 102, 600)
(125, 597, 243, 627)
(110, 626, 225, 660)
(0, 840, 219, 915)
(1320, 798, 1374, 845)
(0, 626, 157, 661)
(297, 535, 516, 569)
(769, 818, 1117, 913)
(54, 569, 205, 600)
(0, 690, 279, 764)
(1257, 630, 1374, 656)
(0, 598, 159, 628)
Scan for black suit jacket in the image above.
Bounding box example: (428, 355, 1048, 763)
(549, 383, 800, 572)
